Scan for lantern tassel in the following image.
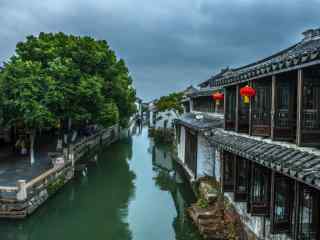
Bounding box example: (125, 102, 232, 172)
(243, 96, 250, 104)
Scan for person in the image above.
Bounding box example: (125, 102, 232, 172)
(15, 137, 22, 154)
(20, 138, 27, 155)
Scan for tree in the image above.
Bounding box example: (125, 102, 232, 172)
(0, 59, 57, 164)
(0, 32, 136, 164)
(155, 92, 184, 116)
(14, 32, 136, 128)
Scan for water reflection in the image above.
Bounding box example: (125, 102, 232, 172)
(0, 138, 135, 240)
(0, 128, 202, 240)
(151, 142, 202, 240)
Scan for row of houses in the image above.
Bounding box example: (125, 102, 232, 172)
(175, 28, 320, 240)
(148, 86, 198, 129)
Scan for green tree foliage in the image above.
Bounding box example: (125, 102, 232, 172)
(3, 32, 136, 128)
(0, 32, 136, 164)
(155, 92, 184, 115)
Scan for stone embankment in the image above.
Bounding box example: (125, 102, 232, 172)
(188, 178, 252, 240)
(0, 125, 119, 219)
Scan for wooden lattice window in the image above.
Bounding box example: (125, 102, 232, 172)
(225, 88, 236, 121)
(252, 82, 271, 126)
(234, 156, 249, 202)
(250, 163, 271, 216)
(296, 184, 320, 240)
(222, 151, 234, 192)
(303, 68, 320, 130)
(270, 173, 294, 234)
(185, 128, 197, 178)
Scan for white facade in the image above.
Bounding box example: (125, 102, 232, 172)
(177, 126, 186, 163)
(148, 100, 178, 129)
(196, 135, 215, 178)
(176, 125, 215, 180)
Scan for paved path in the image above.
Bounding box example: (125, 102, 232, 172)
(0, 136, 57, 187)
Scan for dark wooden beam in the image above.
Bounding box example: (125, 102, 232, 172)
(296, 69, 304, 146)
(271, 75, 277, 140)
(223, 87, 227, 130)
(292, 180, 300, 240)
(249, 80, 253, 136)
(235, 84, 240, 132)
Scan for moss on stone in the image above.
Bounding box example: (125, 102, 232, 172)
(47, 176, 65, 196)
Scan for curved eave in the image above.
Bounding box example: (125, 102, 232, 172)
(208, 130, 320, 191)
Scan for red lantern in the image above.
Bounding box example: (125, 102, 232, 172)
(240, 85, 256, 104)
(212, 92, 224, 106)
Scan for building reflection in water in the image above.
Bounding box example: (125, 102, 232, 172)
(151, 143, 203, 240)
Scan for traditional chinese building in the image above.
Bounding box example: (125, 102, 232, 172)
(175, 28, 320, 239)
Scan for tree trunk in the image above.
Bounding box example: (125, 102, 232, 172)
(30, 130, 36, 165)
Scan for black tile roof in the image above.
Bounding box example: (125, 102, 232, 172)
(206, 129, 320, 190)
(175, 113, 224, 131)
(188, 89, 216, 98)
(198, 67, 231, 88)
(199, 29, 320, 88)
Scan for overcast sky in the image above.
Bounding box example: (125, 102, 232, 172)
(0, 0, 320, 101)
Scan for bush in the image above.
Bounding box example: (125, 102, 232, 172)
(196, 198, 209, 209)
(149, 128, 174, 144)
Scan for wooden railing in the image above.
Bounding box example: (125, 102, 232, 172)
(252, 110, 271, 126)
(303, 109, 320, 130)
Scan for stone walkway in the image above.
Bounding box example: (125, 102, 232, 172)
(0, 136, 57, 187)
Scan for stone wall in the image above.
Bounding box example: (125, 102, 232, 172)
(0, 125, 119, 219)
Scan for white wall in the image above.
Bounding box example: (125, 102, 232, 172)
(197, 135, 215, 178)
(214, 150, 221, 181)
(149, 111, 154, 127)
(177, 126, 186, 163)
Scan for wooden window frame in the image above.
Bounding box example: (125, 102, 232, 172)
(295, 183, 320, 240)
(222, 151, 235, 192)
(270, 172, 294, 234)
(249, 163, 271, 216)
(234, 156, 249, 202)
(224, 87, 236, 130)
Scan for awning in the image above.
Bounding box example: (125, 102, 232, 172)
(175, 113, 224, 132)
(207, 129, 320, 190)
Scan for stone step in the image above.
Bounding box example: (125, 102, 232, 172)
(198, 218, 223, 227)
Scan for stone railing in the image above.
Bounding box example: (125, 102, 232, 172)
(0, 125, 119, 219)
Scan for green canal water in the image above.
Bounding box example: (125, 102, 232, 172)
(0, 127, 203, 240)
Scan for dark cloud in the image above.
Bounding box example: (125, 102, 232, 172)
(0, 0, 320, 100)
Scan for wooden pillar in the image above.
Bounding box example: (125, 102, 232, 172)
(235, 84, 240, 132)
(292, 180, 300, 239)
(271, 75, 277, 140)
(224, 87, 227, 130)
(296, 69, 304, 146)
(249, 80, 253, 136)
(220, 150, 224, 192)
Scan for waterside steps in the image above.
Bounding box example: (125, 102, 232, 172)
(0, 125, 119, 219)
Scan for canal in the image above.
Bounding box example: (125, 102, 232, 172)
(0, 127, 203, 240)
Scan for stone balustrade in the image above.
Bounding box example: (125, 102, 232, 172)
(0, 125, 119, 219)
